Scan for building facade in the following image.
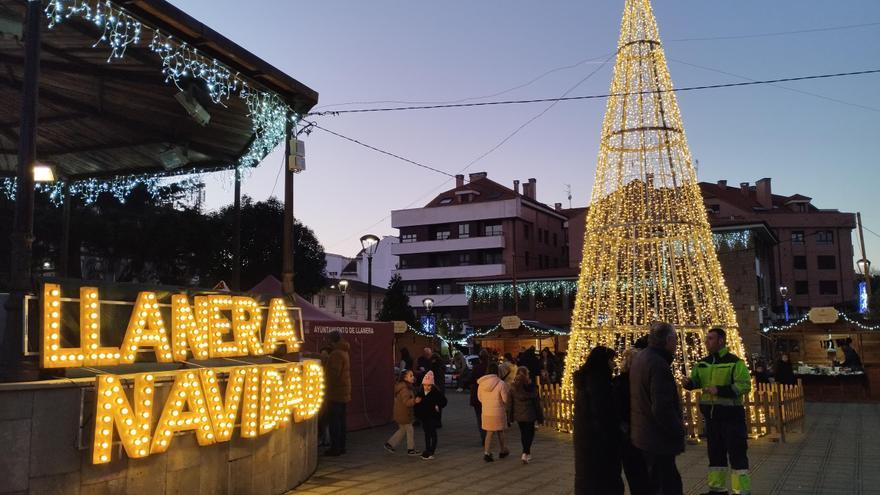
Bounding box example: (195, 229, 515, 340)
(310, 278, 385, 321)
(391, 172, 568, 320)
(700, 178, 857, 316)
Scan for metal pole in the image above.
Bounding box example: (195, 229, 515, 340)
(341, 292, 346, 318)
(367, 256, 373, 321)
(232, 169, 241, 291)
(281, 118, 295, 300)
(511, 218, 518, 315)
(857, 212, 873, 315)
(2, 0, 41, 378)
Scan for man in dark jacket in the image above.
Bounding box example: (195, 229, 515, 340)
(630, 322, 685, 495)
(470, 349, 489, 444)
(683, 328, 751, 495)
(324, 331, 351, 456)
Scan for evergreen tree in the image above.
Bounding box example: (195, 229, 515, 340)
(377, 274, 416, 325)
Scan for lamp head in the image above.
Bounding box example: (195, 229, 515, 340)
(33, 164, 56, 182)
(338, 280, 349, 294)
(422, 297, 434, 312)
(360, 234, 380, 256)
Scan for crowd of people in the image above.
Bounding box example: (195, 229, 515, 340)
(317, 327, 757, 494)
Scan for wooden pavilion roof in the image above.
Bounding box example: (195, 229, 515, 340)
(0, 0, 318, 181)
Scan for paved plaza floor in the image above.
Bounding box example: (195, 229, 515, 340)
(291, 392, 880, 495)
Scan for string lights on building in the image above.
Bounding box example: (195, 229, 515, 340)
(0, 0, 300, 205)
(562, 0, 746, 392)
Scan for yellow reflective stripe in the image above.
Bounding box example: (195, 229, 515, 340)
(731, 469, 751, 494)
(707, 467, 728, 489)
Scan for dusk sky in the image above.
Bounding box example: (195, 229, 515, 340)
(169, 0, 880, 264)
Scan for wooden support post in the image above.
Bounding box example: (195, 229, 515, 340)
(2, 0, 41, 380)
(58, 181, 71, 277)
(775, 384, 786, 443)
(232, 169, 241, 291)
(281, 117, 295, 300)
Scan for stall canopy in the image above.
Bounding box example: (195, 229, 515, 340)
(250, 276, 393, 430)
(0, 0, 318, 186)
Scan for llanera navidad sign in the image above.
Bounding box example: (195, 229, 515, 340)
(40, 284, 324, 464)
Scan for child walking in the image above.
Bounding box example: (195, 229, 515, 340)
(384, 370, 421, 456)
(512, 367, 543, 464)
(414, 370, 447, 460)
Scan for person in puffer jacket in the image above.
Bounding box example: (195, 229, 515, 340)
(384, 370, 421, 456)
(477, 362, 511, 462)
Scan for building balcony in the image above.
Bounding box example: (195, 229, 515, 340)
(392, 199, 520, 228)
(391, 235, 505, 255)
(407, 293, 468, 308)
(394, 263, 505, 281)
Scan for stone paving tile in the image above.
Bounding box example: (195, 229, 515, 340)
(290, 392, 880, 495)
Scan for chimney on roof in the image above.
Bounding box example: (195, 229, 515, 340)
(740, 182, 750, 197)
(717, 180, 727, 188)
(469, 172, 487, 182)
(523, 178, 536, 200)
(756, 178, 772, 209)
(513, 180, 520, 195)
(554, 202, 562, 211)
(455, 174, 464, 187)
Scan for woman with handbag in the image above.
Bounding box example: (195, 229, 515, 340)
(512, 367, 543, 464)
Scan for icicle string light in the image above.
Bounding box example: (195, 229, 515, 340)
(4, 0, 302, 205)
(562, 0, 746, 392)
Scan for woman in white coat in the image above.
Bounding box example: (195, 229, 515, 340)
(477, 361, 511, 462)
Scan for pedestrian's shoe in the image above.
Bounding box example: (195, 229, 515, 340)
(407, 449, 421, 456)
(383, 443, 395, 453)
(483, 453, 494, 462)
(499, 450, 510, 459)
(420, 452, 435, 460)
(521, 453, 529, 464)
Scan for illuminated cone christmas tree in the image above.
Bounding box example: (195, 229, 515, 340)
(562, 0, 744, 390)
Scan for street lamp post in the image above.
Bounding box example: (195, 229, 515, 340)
(360, 234, 380, 321)
(858, 258, 872, 316)
(779, 285, 790, 321)
(338, 280, 349, 318)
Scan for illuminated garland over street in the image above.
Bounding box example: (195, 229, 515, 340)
(761, 312, 880, 333)
(562, 0, 745, 392)
(1, 0, 299, 205)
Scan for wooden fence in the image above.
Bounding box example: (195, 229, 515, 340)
(539, 379, 804, 442)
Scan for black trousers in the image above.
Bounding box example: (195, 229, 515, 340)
(327, 401, 347, 453)
(518, 421, 535, 454)
(705, 408, 749, 471)
(641, 451, 682, 495)
(423, 422, 438, 454)
(621, 439, 651, 495)
(473, 404, 486, 444)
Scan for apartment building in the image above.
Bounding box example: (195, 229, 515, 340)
(700, 178, 857, 316)
(391, 172, 569, 320)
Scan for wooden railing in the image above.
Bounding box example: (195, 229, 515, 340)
(539, 379, 805, 442)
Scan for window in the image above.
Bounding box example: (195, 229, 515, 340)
(335, 295, 344, 308)
(483, 252, 503, 264)
(438, 197, 454, 205)
(553, 257, 559, 268)
(538, 256, 544, 269)
(399, 257, 409, 269)
(791, 231, 805, 244)
(819, 281, 838, 295)
(403, 284, 418, 296)
(707, 204, 720, 214)
(795, 281, 809, 295)
(484, 224, 502, 236)
(458, 253, 471, 266)
(435, 230, 451, 240)
(816, 230, 834, 245)
(817, 256, 836, 270)
(793, 256, 807, 270)
(524, 251, 530, 267)
(401, 233, 417, 243)
(433, 254, 451, 267)
(524, 224, 530, 239)
(552, 233, 558, 247)
(318, 295, 326, 308)
(537, 228, 544, 243)
(436, 284, 453, 295)
(459, 224, 470, 239)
